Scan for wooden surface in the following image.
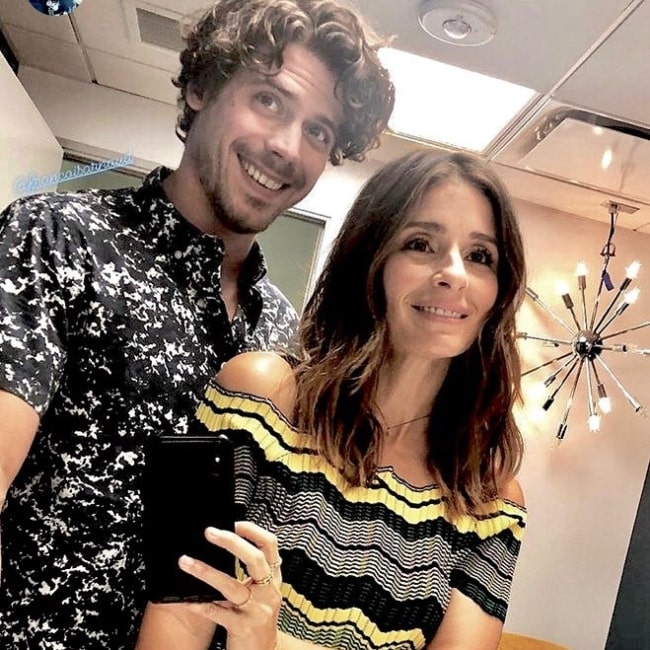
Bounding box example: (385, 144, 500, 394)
(499, 632, 570, 650)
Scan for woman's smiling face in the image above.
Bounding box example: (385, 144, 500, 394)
(382, 179, 499, 362)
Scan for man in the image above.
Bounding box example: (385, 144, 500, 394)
(0, 0, 395, 647)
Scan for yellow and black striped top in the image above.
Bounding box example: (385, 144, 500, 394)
(198, 382, 526, 650)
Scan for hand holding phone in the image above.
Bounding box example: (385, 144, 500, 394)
(142, 434, 236, 603)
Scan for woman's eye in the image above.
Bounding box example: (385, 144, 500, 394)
(403, 238, 432, 253)
(468, 247, 496, 267)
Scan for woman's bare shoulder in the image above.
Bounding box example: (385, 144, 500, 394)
(215, 352, 297, 420)
(498, 477, 525, 508)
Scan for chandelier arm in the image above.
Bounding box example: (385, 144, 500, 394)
(599, 344, 650, 356)
(547, 355, 581, 403)
(565, 300, 582, 331)
(588, 258, 613, 330)
(521, 351, 573, 377)
(590, 360, 610, 414)
(556, 358, 585, 440)
(585, 360, 596, 419)
(594, 356, 647, 416)
(526, 287, 575, 334)
(596, 299, 632, 337)
(545, 354, 582, 385)
(599, 320, 650, 341)
(579, 283, 589, 330)
(517, 333, 573, 346)
(590, 359, 604, 387)
(593, 286, 626, 333)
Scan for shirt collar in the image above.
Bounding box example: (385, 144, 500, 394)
(133, 166, 268, 287)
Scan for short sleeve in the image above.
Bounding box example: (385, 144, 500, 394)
(0, 196, 86, 414)
(450, 503, 526, 621)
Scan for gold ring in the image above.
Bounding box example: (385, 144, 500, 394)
(252, 572, 274, 586)
(269, 558, 282, 571)
(233, 588, 253, 609)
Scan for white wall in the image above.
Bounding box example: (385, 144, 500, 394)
(17, 66, 650, 650)
(0, 57, 62, 210)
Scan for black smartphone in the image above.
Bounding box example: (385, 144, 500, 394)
(142, 433, 236, 603)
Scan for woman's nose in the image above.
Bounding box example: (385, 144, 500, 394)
(431, 249, 469, 290)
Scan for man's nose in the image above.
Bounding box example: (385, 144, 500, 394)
(267, 121, 302, 164)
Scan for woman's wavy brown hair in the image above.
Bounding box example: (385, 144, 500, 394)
(173, 0, 395, 165)
(295, 150, 527, 515)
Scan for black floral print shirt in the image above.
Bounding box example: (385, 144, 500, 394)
(0, 167, 298, 649)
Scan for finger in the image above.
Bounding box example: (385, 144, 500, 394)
(205, 526, 273, 584)
(235, 521, 281, 567)
(178, 555, 251, 605)
(186, 600, 244, 629)
(186, 599, 280, 642)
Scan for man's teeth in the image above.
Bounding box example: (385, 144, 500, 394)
(416, 306, 464, 319)
(242, 161, 283, 191)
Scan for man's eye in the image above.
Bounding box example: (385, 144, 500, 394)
(256, 93, 280, 111)
(306, 124, 331, 146)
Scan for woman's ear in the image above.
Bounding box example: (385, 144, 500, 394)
(186, 82, 206, 111)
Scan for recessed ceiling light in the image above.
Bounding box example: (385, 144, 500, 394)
(419, 0, 497, 46)
(378, 48, 537, 152)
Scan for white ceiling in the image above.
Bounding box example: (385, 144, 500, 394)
(3, 0, 650, 232)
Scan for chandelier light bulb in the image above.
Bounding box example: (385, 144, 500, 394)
(599, 396, 612, 414)
(530, 407, 547, 423)
(626, 260, 641, 279)
(576, 262, 587, 290)
(556, 280, 570, 296)
(529, 381, 547, 400)
(624, 287, 640, 305)
(588, 414, 601, 432)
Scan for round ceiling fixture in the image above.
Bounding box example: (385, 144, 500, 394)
(418, 0, 497, 46)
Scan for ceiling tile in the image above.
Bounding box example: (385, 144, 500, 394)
(73, 0, 180, 71)
(349, 0, 635, 93)
(555, 0, 650, 127)
(4, 24, 91, 82)
(89, 49, 177, 105)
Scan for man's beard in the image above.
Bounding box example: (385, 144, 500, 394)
(205, 187, 275, 235)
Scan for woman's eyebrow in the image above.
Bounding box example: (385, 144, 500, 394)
(403, 221, 498, 247)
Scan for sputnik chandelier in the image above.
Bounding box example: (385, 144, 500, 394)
(518, 202, 649, 442)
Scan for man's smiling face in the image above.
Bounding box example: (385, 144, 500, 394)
(185, 43, 344, 235)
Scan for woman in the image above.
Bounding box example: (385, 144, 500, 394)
(137, 150, 527, 650)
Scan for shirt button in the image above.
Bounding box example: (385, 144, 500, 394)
(174, 250, 183, 259)
(196, 299, 206, 309)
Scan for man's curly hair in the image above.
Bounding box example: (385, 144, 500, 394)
(173, 0, 395, 165)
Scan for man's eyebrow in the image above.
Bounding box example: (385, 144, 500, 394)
(254, 74, 340, 136)
(404, 221, 498, 247)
